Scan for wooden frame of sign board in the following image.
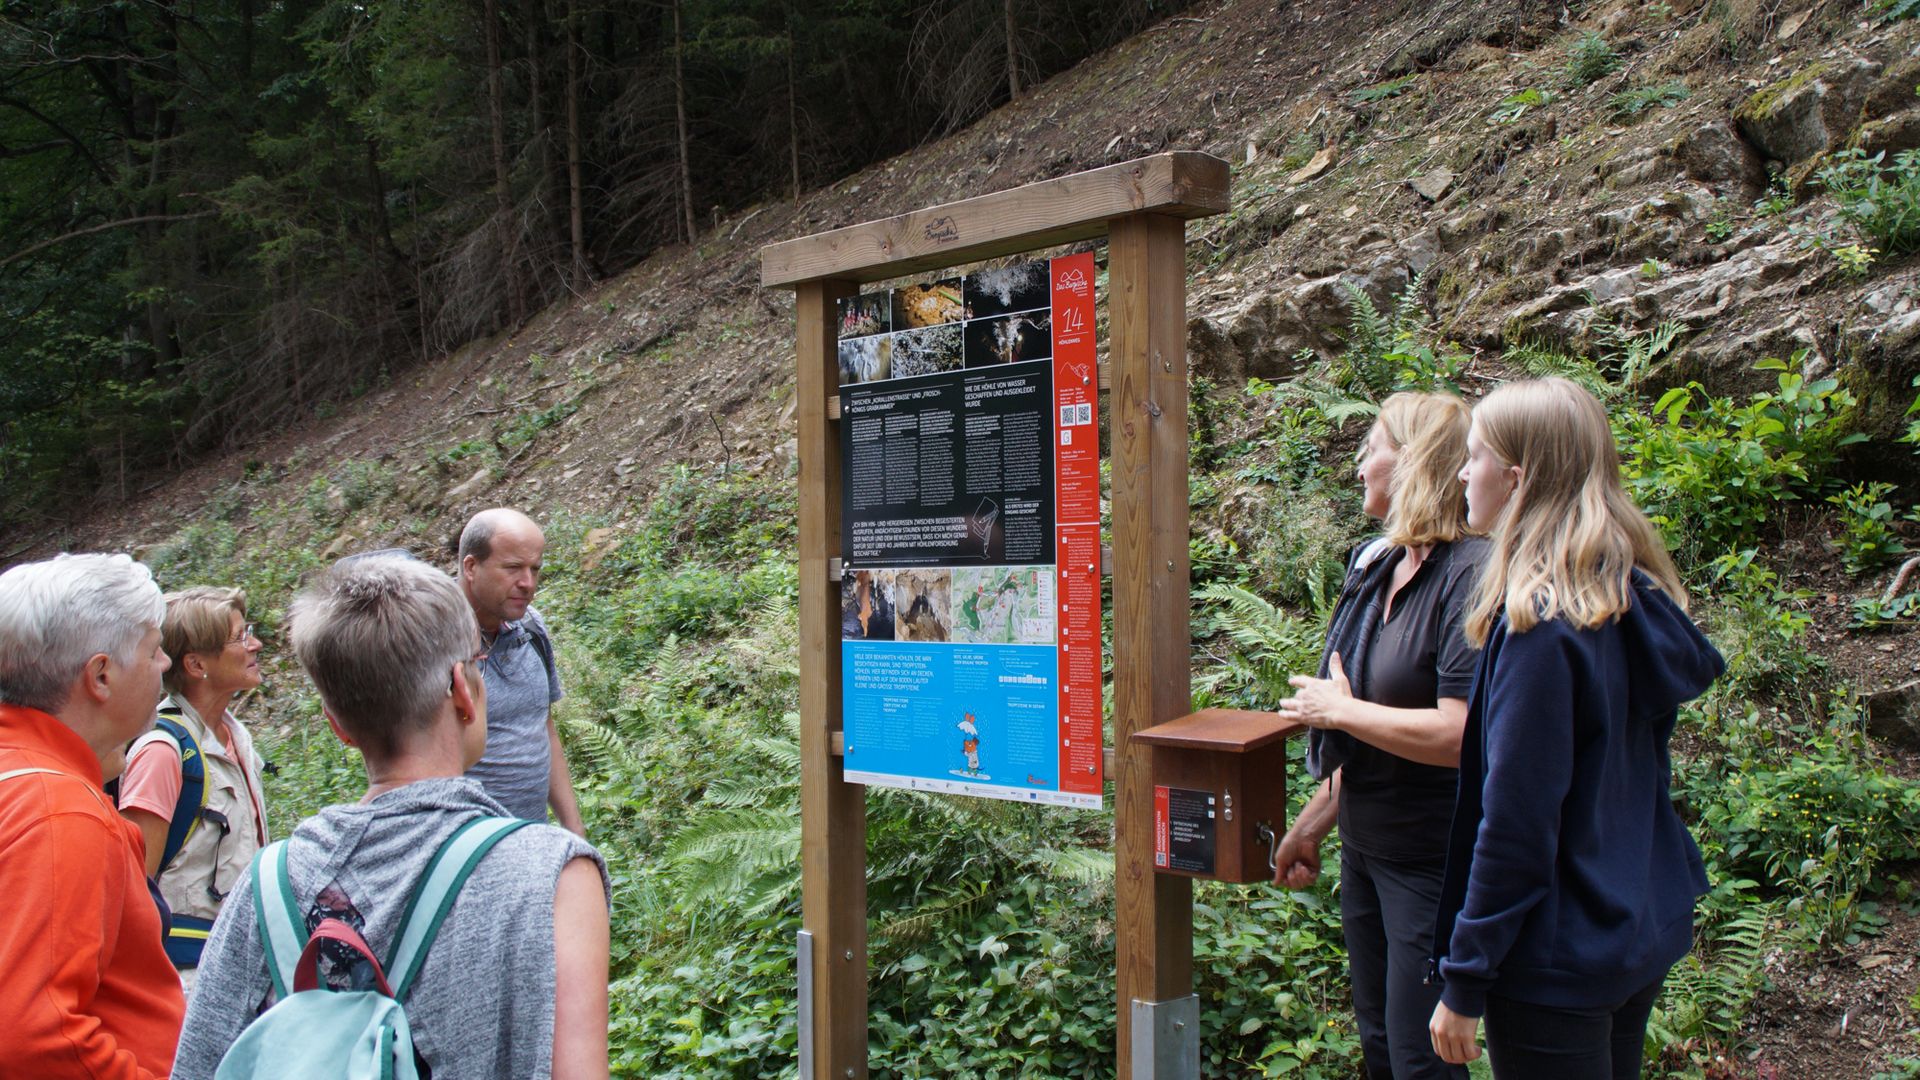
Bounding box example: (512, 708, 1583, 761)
(761, 150, 1230, 1080)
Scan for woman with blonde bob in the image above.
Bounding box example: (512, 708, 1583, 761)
(118, 586, 269, 985)
(1272, 391, 1487, 1080)
(1428, 379, 1724, 1078)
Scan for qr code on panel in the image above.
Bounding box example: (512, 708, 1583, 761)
(1059, 403, 1093, 427)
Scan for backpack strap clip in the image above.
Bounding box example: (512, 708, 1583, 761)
(246, 816, 533, 1003)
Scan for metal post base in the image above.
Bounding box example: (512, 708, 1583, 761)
(1129, 995, 1200, 1080)
(797, 929, 814, 1080)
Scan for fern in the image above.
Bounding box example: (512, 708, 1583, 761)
(1594, 318, 1683, 386)
(1646, 897, 1777, 1055)
(874, 884, 995, 952)
(1276, 271, 1461, 425)
(1504, 341, 1620, 398)
(563, 714, 646, 777)
(1196, 582, 1327, 708)
(1027, 844, 1115, 883)
(1882, 0, 1920, 22)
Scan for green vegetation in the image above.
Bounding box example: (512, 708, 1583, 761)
(1828, 482, 1908, 573)
(1608, 81, 1691, 120)
(1817, 149, 1920, 256)
(1616, 355, 1864, 562)
(1564, 32, 1623, 87)
(113, 291, 1920, 1076)
(1881, 0, 1920, 22)
(1490, 88, 1554, 125)
(0, 0, 1186, 525)
(1351, 75, 1419, 104)
(1280, 275, 1470, 427)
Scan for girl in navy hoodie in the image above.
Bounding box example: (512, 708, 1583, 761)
(1427, 379, 1724, 1078)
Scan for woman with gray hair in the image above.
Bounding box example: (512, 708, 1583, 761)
(118, 585, 270, 985)
(175, 555, 609, 1079)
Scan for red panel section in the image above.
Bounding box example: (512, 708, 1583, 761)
(1052, 252, 1103, 799)
(1050, 252, 1099, 528)
(1153, 785, 1171, 868)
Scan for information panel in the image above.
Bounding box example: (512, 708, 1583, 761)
(837, 254, 1101, 808)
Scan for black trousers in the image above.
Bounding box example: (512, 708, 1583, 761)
(1340, 845, 1467, 1080)
(1483, 977, 1665, 1080)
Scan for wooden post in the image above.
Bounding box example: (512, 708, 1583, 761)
(1108, 211, 1194, 1077)
(795, 277, 868, 1080)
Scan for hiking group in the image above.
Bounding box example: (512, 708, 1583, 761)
(0, 508, 609, 1079)
(0, 377, 1723, 1080)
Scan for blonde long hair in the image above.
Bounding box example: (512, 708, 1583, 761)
(1377, 391, 1472, 548)
(1464, 378, 1685, 646)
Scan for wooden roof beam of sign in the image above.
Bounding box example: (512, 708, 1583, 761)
(759, 152, 1230, 288)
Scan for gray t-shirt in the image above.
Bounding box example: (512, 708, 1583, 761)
(466, 606, 565, 821)
(174, 778, 605, 1080)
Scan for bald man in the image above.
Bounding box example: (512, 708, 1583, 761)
(457, 509, 585, 835)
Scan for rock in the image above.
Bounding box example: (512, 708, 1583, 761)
(580, 527, 618, 572)
(1864, 57, 1920, 121)
(1733, 58, 1883, 164)
(1289, 147, 1336, 184)
(320, 532, 358, 560)
(1398, 229, 1443, 277)
(1673, 120, 1768, 198)
(1495, 234, 1824, 369)
(1187, 290, 1319, 384)
(1436, 206, 1502, 252)
(1864, 679, 1920, 751)
(1775, 10, 1809, 41)
(447, 465, 492, 502)
(1409, 168, 1455, 202)
(1878, 310, 1920, 354)
(1850, 112, 1920, 162)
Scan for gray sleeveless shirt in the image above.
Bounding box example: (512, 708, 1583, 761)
(173, 777, 606, 1080)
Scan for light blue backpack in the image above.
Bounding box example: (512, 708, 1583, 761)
(214, 816, 532, 1080)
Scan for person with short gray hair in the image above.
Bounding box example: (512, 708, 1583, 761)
(175, 554, 610, 1080)
(0, 552, 185, 1078)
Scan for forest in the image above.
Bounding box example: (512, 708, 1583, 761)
(0, 0, 1171, 523)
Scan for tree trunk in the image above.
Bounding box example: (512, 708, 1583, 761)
(673, 0, 695, 244)
(483, 0, 525, 326)
(787, 14, 800, 200)
(565, 0, 588, 289)
(1004, 0, 1020, 101)
(523, 0, 559, 264)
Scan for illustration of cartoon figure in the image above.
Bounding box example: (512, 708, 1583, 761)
(958, 713, 981, 775)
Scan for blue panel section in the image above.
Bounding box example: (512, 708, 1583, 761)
(843, 639, 1081, 804)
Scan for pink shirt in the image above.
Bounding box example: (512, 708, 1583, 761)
(119, 712, 267, 846)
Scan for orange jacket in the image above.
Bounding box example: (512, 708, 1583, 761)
(0, 703, 184, 1079)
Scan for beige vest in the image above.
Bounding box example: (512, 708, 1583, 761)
(131, 696, 269, 927)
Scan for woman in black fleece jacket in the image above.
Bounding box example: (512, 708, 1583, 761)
(1428, 379, 1724, 1078)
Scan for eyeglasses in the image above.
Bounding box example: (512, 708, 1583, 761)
(227, 623, 256, 647)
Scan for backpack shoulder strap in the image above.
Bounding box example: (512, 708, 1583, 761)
(248, 839, 307, 1001)
(384, 816, 534, 1000)
(525, 617, 556, 686)
(149, 712, 207, 875)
